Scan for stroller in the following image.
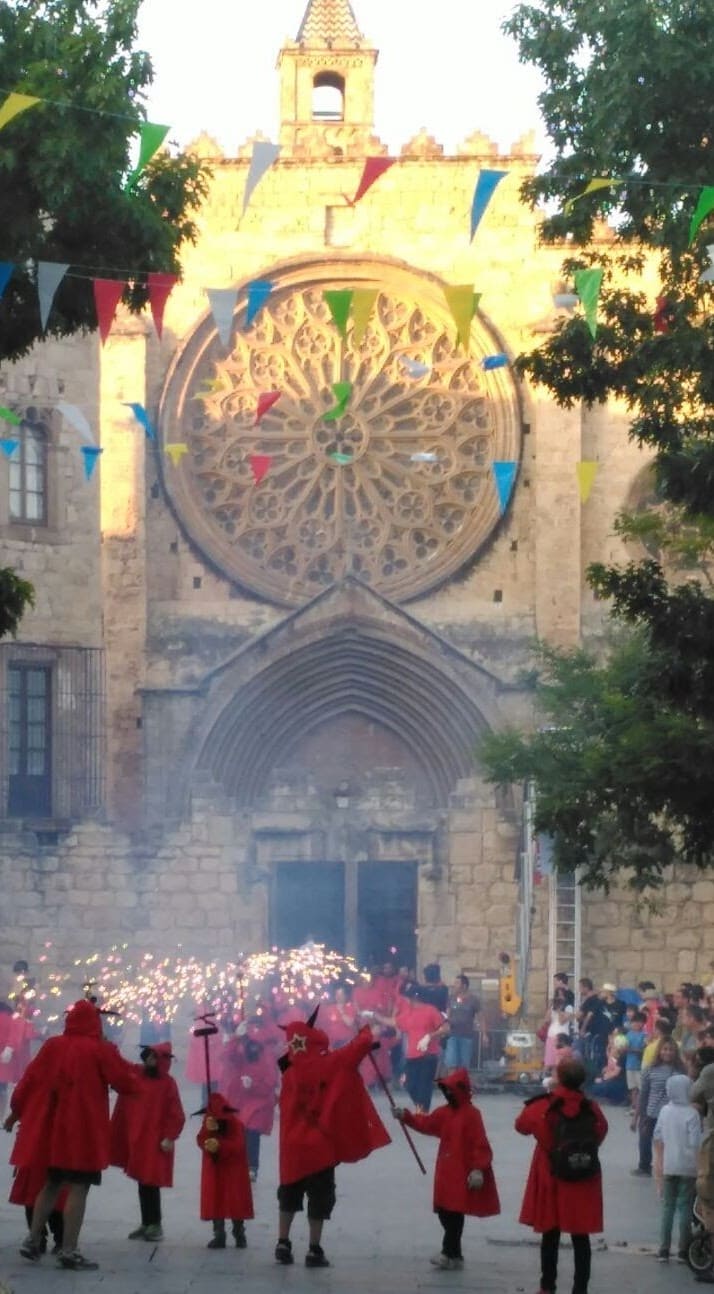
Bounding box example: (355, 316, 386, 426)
(688, 1197, 713, 1274)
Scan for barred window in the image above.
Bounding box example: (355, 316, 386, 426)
(9, 414, 48, 524)
(8, 664, 52, 816)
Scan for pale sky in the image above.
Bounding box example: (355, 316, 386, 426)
(136, 0, 545, 156)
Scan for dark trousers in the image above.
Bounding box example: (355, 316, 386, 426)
(245, 1128, 261, 1173)
(639, 1115, 656, 1172)
(404, 1055, 439, 1111)
(138, 1184, 162, 1227)
(541, 1229, 591, 1294)
(438, 1209, 464, 1259)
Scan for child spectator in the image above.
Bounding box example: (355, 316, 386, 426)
(625, 1011, 647, 1126)
(634, 1038, 685, 1177)
(394, 1068, 500, 1269)
(110, 1043, 185, 1242)
(197, 1092, 253, 1250)
(653, 1074, 701, 1262)
(643, 1019, 674, 1071)
(591, 1035, 627, 1105)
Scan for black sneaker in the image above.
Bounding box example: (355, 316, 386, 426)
(20, 1236, 42, 1262)
(630, 1168, 652, 1177)
(275, 1239, 294, 1265)
(232, 1222, 247, 1249)
(56, 1251, 100, 1271)
(305, 1245, 330, 1268)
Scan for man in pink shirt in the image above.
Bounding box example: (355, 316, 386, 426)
(391, 986, 448, 1112)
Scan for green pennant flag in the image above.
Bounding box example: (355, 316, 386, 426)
(574, 268, 604, 339)
(0, 406, 21, 426)
(127, 122, 170, 190)
(324, 290, 354, 340)
(689, 186, 714, 245)
(324, 381, 353, 422)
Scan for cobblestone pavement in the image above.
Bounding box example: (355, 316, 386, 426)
(0, 1087, 698, 1293)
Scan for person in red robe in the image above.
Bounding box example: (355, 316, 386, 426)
(323, 986, 357, 1049)
(395, 1067, 500, 1269)
(516, 1057, 608, 1294)
(110, 1042, 185, 1242)
(11, 998, 137, 1271)
(197, 1091, 254, 1249)
(275, 1012, 391, 1269)
(222, 1034, 277, 1182)
(4, 1060, 65, 1254)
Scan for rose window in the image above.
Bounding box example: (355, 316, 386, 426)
(158, 262, 521, 606)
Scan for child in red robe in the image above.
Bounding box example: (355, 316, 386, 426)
(110, 1043, 185, 1242)
(222, 1035, 277, 1182)
(395, 1068, 500, 1269)
(197, 1091, 254, 1250)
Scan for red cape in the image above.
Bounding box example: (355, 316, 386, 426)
(111, 1048, 185, 1187)
(403, 1072, 500, 1217)
(196, 1093, 254, 1221)
(222, 1040, 277, 1135)
(515, 1086, 608, 1234)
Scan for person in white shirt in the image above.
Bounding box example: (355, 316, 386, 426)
(653, 1073, 702, 1262)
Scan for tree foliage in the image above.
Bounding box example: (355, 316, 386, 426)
(477, 1, 714, 889)
(0, 568, 34, 639)
(0, 0, 209, 362)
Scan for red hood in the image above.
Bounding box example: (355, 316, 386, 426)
(550, 1084, 588, 1116)
(438, 1067, 472, 1107)
(64, 1000, 102, 1038)
(281, 1020, 329, 1060)
(206, 1091, 234, 1117)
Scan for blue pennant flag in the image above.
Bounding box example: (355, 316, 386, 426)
(81, 446, 103, 479)
(123, 402, 155, 439)
(0, 262, 13, 300)
(492, 460, 518, 515)
(0, 437, 19, 458)
(471, 169, 508, 240)
(246, 279, 274, 327)
(482, 353, 509, 370)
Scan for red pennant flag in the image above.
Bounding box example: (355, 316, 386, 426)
(654, 295, 675, 334)
(254, 391, 282, 425)
(250, 453, 272, 485)
(347, 157, 396, 206)
(148, 272, 179, 339)
(93, 278, 126, 345)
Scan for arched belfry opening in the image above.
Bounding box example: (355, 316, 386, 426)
(312, 71, 345, 121)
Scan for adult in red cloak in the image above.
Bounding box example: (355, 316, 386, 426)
(5, 1058, 65, 1254)
(197, 1091, 254, 1249)
(515, 1057, 608, 1294)
(396, 1068, 500, 1269)
(13, 998, 137, 1271)
(110, 1043, 185, 1241)
(275, 1012, 390, 1269)
(222, 1035, 277, 1181)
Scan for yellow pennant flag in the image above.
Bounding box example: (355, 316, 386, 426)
(577, 461, 598, 503)
(0, 92, 40, 132)
(165, 442, 189, 467)
(351, 289, 379, 345)
(443, 285, 477, 351)
(564, 176, 617, 214)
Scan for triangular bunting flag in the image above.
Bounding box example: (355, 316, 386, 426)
(246, 279, 274, 327)
(0, 406, 21, 426)
(0, 438, 19, 458)
(470, 169, 508, 240)
(126, 122, 170, 189)
(323, 381, 353, 423)
(443, 285, 477, 350)
(57, 401, 97, 445)
(93, 278, 126, 345)
(690, 187, 714, 245)
(0, 263, 14, 299)
(254, 391, 282, 425)
(37, 261, 69, 333)
(401, 358, 431, 379)
(148, 272, 179, 339)
(699, 245, 714, 284)
(482, 353, 509, 370)
(577, 461, 598, 503)
(123, 403, 155, 439)
(564, 176, 617, 213)
(0, 92, 40, 133)
(206, 287, 238, 349)
(242, 141, 281, 216)
(250, 453, 272, 485)
(351, 289, 378, 345)
(492, 461, 518, 515)
(80, 446, 103, 480)
(324, 289, 354, 340)
(347, 157, 396, 206)
(654, 296, 675, 333)
(165, 443, 189, 466)
(574, 267, 604, 339)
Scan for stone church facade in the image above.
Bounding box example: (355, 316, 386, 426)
(0, 0, 706, 1005)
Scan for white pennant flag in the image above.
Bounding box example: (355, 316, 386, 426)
(242, 141, 281, 216)
(206, 288, 239, 349)
(699, 245, 714, 284)
(57, 401, 97, 445)
(38, 261, 69, 332)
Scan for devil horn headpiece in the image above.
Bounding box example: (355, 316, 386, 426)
(306, 1005, 320, 1028)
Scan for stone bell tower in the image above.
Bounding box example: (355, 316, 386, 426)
(278, 0, 385, 159)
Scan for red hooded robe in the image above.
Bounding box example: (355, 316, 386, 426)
(110, 1043, 185, 1187)
(278, 1021, 391, 1186)
(515, 1085, 608, 1235)
(221, 1039, 277, 1136)
(402, 1070, 501, 1217)
(10, 1000, 137, 1174)
(196, 1092, 254, 1221)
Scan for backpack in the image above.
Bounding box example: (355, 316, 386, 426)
(548, 1095, 601, 1182)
